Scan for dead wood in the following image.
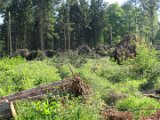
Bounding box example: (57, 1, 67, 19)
(101, 107, 132, 120)
(0, 76, 90, 119)
(0, 101, 16, 120)
(144, 94, 160, 100)
(141, 110, 160, 120)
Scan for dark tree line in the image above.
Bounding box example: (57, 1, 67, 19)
(0, 0, 160, 55)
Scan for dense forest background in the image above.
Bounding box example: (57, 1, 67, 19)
(0, 0, 160, 55)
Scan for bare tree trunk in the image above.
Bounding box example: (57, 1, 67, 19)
(23, 22, 27, 48)
(149, 0, 154, 44)
(134, 0, 138, 34)
(110, 26, 112, 45)
(8, 11, 12, 55)
(151, 20, 154, 44)
(63, 23, 67, 51)
(40, 11, 44, 51)
(66, 2, 70, 50)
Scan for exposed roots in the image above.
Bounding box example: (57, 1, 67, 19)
(60, 75, 90, 97)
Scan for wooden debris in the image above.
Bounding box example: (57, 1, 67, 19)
(101, 107, 132, 120)
(0, 76, 90, 119)
(0, 80, 70, 104)
(0, 101, 16, 120)
(144, 94, 160, 100)
(141, 110, 160, 120)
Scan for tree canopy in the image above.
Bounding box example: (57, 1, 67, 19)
(0, 0, 160, 54)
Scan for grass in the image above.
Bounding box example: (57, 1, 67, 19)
(0, 44, 160, 120)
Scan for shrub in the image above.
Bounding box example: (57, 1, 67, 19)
(15, 99, 61, 120)
(140, 66, 160, 90)
(132, 43, 158, 78)
(102, 89, 127, 106)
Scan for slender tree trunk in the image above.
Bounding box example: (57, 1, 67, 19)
(63, 23, 67, 51)
(40, 11, 44, 51)
(94, 27, 96, 47)
(150, 18, 154, 44)
(63, 0, 67, 51)
(23, 22, 27, 48)
(8, 11, 12, 55)
(66, 2, 70, 50)
(134, 0, 137, 34)
(149, 0, 154, 44)
(110, 26, 112, 45)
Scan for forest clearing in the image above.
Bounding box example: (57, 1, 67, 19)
(0, 0, 160, 120)
(0, 35, 159, 119)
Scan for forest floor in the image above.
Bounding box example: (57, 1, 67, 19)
(0, 47, 160, 120)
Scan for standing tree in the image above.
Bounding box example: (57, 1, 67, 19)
(140, 0, 159, 43)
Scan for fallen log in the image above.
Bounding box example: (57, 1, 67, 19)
(0, 80, 69, 120)
(0, 101, 16, 120)
(0, 80, 70, 104)
(0, 76, 90, 120)
(144, 94, 160, 100)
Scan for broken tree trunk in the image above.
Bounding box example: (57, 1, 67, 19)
(0, 80, 70, 120)
(144, 94, 160, 100)
(0, 80, 70, 104)
(0, 76, 90, 120)
(0, 101, 16, 120)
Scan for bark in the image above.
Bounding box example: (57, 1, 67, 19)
(0, 102, 16, 120)
(8, 11, 12, 55)
(66, 2, 71, 50)
(0, 80, 70, 104)
(144, 94, 160, 100)
(110, 26, 112, 45)
(40, 11, 44, 51)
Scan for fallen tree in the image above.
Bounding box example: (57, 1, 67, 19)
(0, 76, 90, 119)
(144, 94, 160, 100)
(110, 34, 142, 64)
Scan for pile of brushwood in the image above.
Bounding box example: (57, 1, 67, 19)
(0, 75, 90, 119)
(101, 107, 132, 120)
(111, 34, 142, 64)
(141, 110, 160, 120)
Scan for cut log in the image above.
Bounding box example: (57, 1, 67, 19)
(0, 101, 16, 120)
(0, 76, 90, 119)
(0, 80, 70, 104)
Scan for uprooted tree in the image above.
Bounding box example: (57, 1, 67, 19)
(110, 34, 142, 64)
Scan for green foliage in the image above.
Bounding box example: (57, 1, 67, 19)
(102, 90, 126, 106)
(0, 57, 60, 96)
(57, 98, 101, 120)
(15, 99, 61, 120)
(116, 96, 160, 119)
(0, 46, 159, 119)
(140, 66, 160, 90)
(15, 96, 101, 120)
(135, 45, 157, 74)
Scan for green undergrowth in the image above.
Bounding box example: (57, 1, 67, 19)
(116, 96, 160, 119)
(0, 57, 60, 96)
(0, 43, 160, 119)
